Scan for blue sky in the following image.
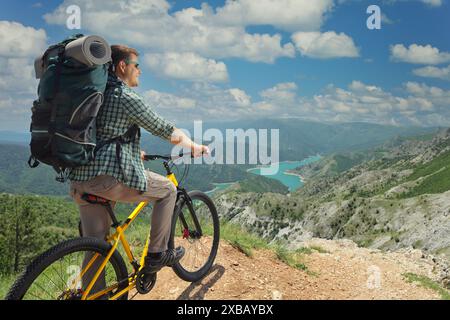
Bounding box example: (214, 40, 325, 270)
(0, 0, 449, 131)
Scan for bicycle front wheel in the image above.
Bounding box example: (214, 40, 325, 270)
(5, 237, 129, 300)
(170, 191, 220, 282)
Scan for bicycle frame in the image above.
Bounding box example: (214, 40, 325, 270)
(76, 158, 198, 300)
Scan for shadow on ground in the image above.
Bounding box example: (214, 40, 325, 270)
(177, 264, 225, 300)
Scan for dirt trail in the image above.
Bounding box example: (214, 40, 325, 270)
(133, 238, 444, 300)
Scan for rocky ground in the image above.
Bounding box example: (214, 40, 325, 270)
(132, 237, 447, 300)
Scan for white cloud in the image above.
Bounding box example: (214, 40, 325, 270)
(145, 52, 229, 82)
(291, 31, 359, 59)
(0, 21, 47, 93)
(44, 0, 296, 64)
(132, 80, 450, 127)
(259, 82, 298, 104)
(355, 0, 443, 7)
(188, 83, 255, 117)
(0, 21, 47, 57)
(143, 90, 196, 110)
(214, 0, 334, 32)
(420, 0, 442, 7)
(0, 57, 37, 94)
(144, 79, 450, 126)
(404, 81, 449, 99)
(405, 82, 434, 96)
(381, 13, 395, 25)
(390, 44, 450, 65)
(0, 91, 37, 131)
(413, 65, 450, 81)
(295, 80, 450, 126)
(403, 82, 450, 114)
(141, 83, 256, 122)
(348, 81, 384, 94)
(229, 88, 251, 107)
(0, 21, 47, 130)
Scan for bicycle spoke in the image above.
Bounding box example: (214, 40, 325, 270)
(41, 269, 64, 293)
(49, 263, 67, 292)
(194, 242, 200, 268)
(184, 241, 195, 268)
(31, 278, 57, 300)
(26, 289, 47, 300)
(196, 237, 208, 253)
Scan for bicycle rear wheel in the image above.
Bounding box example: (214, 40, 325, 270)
(170, 191, 220, 282)
(5, 237, 129, 300)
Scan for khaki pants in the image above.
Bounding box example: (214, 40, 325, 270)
(70, 170, 178, 253)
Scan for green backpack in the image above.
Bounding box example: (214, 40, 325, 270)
(29, 34, 109, 181)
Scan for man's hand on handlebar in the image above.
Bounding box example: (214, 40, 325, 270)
(191, 144, 210, 158)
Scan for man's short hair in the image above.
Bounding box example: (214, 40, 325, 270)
(110, 45, 139, 71)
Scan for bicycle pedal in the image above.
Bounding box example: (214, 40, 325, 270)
(136, 269, 157, 294)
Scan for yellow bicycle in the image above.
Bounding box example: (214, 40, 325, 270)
(6, 152, 220, 300)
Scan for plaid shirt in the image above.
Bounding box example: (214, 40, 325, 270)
(69, 73, 174, 191)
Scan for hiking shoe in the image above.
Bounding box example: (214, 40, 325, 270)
(143, 246, 185, 273)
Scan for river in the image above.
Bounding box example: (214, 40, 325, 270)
(247, 155, 321, 192)
(206, 155, 321, 195)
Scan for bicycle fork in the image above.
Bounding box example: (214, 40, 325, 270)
(177, 189, 203, 240)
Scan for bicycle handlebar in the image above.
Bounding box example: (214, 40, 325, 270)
(142, 154, 172, 161)
(143, 151, 206, 162)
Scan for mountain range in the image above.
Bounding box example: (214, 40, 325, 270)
(0, 119, 438, 196)
(212, 127, 450, 285)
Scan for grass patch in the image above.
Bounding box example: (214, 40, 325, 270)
(294, 246, 329, 255)
(355, 238, 374, 247)
(0, 273, 17, 299)
(309, 245, 330, 254)
(295, 247, 313, 255)
(274, 245, 319, 276)
(275, 246, 308, 271)
(220, 222, 269, 257)
(403, 273, 450, 300)
(220, 223, 318, 275)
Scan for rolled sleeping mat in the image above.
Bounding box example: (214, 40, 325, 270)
(64, 35, 111, 67)
(33, 35, 111, 79)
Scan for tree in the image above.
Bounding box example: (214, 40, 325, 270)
(1, 198, 46, 273)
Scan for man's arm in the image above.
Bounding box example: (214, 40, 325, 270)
(122, 91, 208, 157)
(122, 90, 175, 140)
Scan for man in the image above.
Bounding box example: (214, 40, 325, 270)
(69, 45, 209, 280)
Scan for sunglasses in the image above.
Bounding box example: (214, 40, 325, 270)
(125, 58, 140, 69)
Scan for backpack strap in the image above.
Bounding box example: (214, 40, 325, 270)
(94, 124, 141, 183)
(48, 46, 66, 135)
(28, 156, 40, 168)
(46, 46, 67, 180)
(55, 168, 70, 183)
